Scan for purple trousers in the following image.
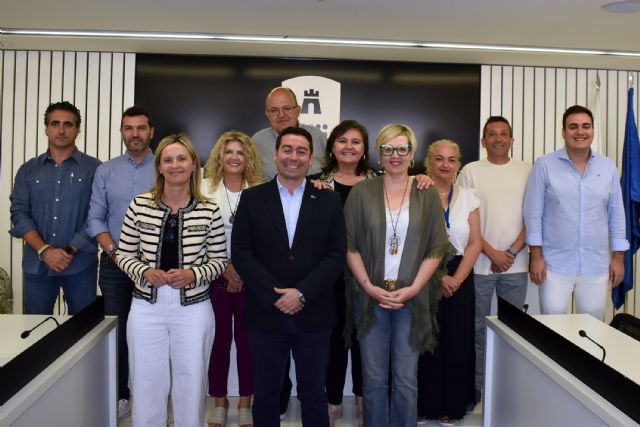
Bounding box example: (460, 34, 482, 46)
(207, 277, 254, 397)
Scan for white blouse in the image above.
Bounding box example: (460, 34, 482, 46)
(221, 185, 242, 258)
(446, 186, 480, 256)
(384, 201, 410, 279)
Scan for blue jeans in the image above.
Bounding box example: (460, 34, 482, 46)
(360, 305, 418, 427)
(24, 263, 97, 314)
(249, 318, 330, 427)
(98, 253, 134, 400)
(474, 272, 527, 390)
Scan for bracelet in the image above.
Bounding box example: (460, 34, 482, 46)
(37, 243, 51, 261)
(506, 247, 518, 257)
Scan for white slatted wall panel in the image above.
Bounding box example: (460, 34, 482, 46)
(0, 50, 135, 313)
(480, 65, 640, 321)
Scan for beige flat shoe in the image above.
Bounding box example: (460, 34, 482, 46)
(328, 403, 341, 427)
(207, 406, 228, 427)
(238, 407, 253, 427)
(355, 396, 364, 427)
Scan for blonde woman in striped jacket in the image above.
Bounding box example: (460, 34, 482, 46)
(116, 133, 227, 427)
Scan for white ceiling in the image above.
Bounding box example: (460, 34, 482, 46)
(2, 0, 640, 70)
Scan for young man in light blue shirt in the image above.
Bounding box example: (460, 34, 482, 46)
(524, 105, 629, 320)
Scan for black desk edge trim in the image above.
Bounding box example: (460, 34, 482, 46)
(0, 297, 105, 405)
(497, 297, 640, 423)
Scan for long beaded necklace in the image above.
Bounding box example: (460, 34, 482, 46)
(382, 176, 410, 255)
(223, 182, 242, 224)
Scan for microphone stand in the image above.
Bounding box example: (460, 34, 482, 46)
(579, 329, 606, 362)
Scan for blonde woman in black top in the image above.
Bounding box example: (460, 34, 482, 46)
(117, 133, 227, 426)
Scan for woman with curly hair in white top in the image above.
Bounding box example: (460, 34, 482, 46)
(202, 131, 264, 427)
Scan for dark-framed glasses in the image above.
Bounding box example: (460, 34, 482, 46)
(379, 144, 412, 157)
(266, 106, 298, 116)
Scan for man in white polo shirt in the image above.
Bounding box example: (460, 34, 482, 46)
(458, 116, 531, 403)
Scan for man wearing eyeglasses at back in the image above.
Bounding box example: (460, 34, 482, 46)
(252, 86, 327, 181)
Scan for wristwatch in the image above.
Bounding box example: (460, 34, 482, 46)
(506, 247, 518, 257)
(107, 244, 118, 260)
(298, 291, 306, 305)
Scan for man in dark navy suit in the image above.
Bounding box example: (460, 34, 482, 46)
(232, 126, 346, 427)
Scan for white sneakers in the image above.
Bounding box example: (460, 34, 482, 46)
(118, 398, 131, 419)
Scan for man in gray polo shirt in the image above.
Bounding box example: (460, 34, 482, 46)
(252, 86, 326, 180)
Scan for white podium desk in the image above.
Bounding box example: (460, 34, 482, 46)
(0, 314, 117, 427)
(0, 315, 70, 366)
(484, 314, 640, 427)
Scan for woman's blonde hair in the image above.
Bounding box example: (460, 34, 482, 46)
(424, 139, 462, 173)
(150, 133, 206, 205)
(375, 123, 418, 153)
(203, 130, 264, 188)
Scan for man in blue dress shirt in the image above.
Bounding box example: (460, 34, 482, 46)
(87, 106, 155, 418)
(524, 105, 629, 320)
(10, 101, 101, 314)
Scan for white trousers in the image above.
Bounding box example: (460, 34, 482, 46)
(127, 286, 214, 427)
(539, 270, 609, 320)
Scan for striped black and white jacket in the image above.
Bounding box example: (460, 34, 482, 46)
(116, 192, 227, 306)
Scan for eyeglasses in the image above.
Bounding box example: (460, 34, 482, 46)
(379, 144, 412, 157)
(266, 106, 298, 116)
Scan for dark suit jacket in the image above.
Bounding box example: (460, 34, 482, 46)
(232, 178, 347, 333)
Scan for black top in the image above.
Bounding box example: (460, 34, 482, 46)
(161, 213, 179, 270)
(308, 169, 380, 208)
(333, 180, 352, 207)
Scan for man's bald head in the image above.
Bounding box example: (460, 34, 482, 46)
(265, 87, 301, 134)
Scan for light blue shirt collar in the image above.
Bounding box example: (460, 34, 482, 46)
(276, 177, 306, 247)
(124, 149, 154, 167)
(276, 176, 306, 194)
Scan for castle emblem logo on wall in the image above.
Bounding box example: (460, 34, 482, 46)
(283, 76, 341, 138)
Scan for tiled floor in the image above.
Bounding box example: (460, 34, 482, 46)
(118, 396, 483, 426)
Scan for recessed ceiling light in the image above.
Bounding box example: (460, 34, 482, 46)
(3, 27, 640, 58)
(602, 0, 640, 13)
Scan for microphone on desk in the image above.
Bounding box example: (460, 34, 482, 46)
(20, 316, 61, 339)
(522, 304, 529, 313)
(578, 329, 606, 362)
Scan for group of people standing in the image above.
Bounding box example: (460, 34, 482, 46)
(9, 85, 629, 427)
